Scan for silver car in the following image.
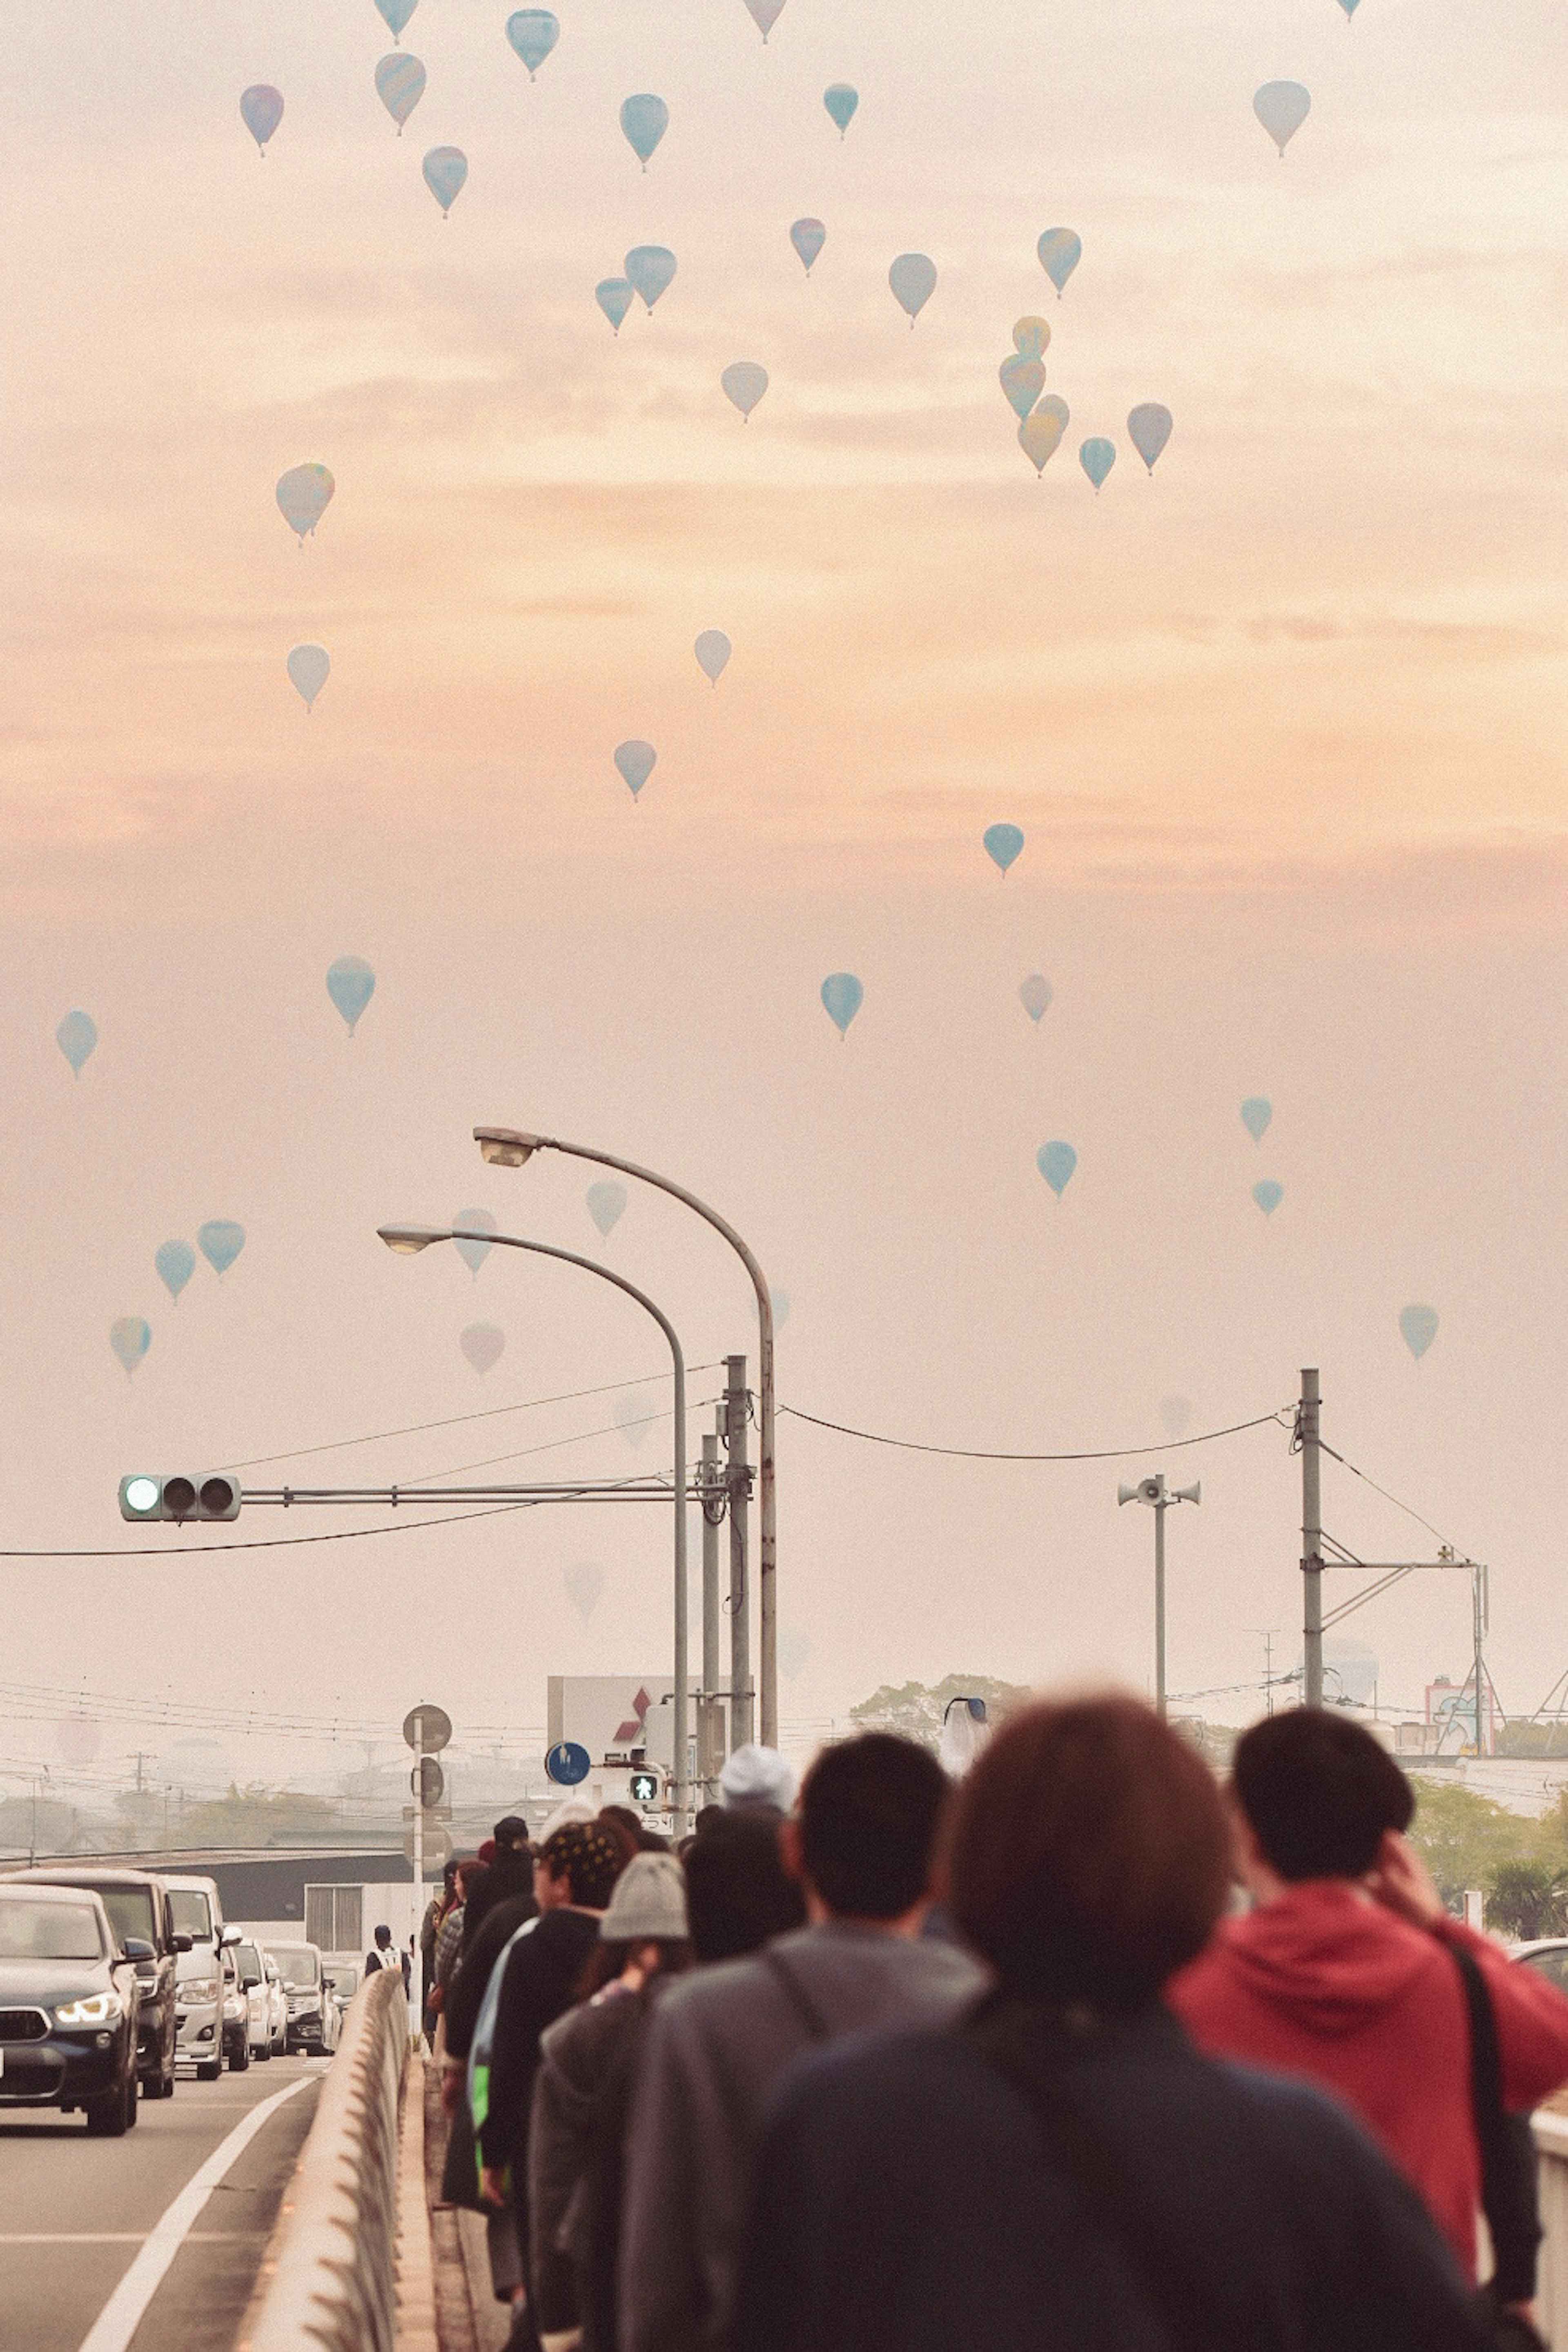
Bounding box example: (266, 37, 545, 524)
(271, 1941, 339, 2056)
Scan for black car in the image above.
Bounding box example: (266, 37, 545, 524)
(0, 1884, 145, 2134)
(8, 1865, 189, 2100)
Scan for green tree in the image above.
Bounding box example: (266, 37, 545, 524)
(1483, 1858, 1568, 1941)
(1406, 1778, 1537, 1909)
(180, 1783, 335, 1846)
(850, 1674, 1033, 1752)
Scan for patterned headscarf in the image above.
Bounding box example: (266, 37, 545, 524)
(539, 1820, 624, 1910)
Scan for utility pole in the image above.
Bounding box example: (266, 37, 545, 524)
(1117, 1474, 1200, 1719)
(1473, 1562, 1489, 1757)
(699, 1425, 726, 1797)
(1299, 1369, 1323, 1708)
(726, 1356, 755, 1751)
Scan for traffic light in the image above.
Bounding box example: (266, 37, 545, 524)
(119, 1473, 242, 1524)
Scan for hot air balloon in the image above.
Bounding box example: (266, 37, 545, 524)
(375, 53, 426, 131)
(56, 1009, 98, 1076)
(1241, 1096, 1272, 1143)
(694, 630, 731, 684)
(461, 1323, 505, 1374)
(984, 823, 1025, 875)
(821, 973, 863, 1036)
(376, 0, 418, 36)
(1079, 437, 1115, 490)
(1018, 396, 1069, 474)
(790, 218, 826, 274)
(742, 0, 787, 41)
(1399, 1303, 1439, 1361)
(110, 1318, 151, 1378)
(506, 9, 559, 76)
(587, 1181, 627, 1238)
(824, 83, 858, 135)
(1127, 403, 1172, 473)
(1160, 1396, 1194, 1440)
(1019, 974, 1052, 1024)
(615, 1391, 653, 1447)
(1254, 81, 1311, 154)
(1252, 1179, 1284, 1217)
(722, 362, 768, 420)
(454, 1207, 497, 1276)
(620, 94, 668, 168)
(596, 278, 635, 333)
(615, 740, 657, 799)
(1037, 1140, 1078, 1198)
(625, 245, 676, 309)
(423, 146, 468, 214)
(889, 252, 936, 325)
(1000, 354, 1045, 421)
(1037, 227, 1082, 296)
(565, 1561, 605, 1621)
(327, 955, 376, 1033)
(1013, 316, 1051, 359)
(155, 1240, 197, 1303)
(198, 1220, 246, 1276)
(287, 644, 330, 710)
(241, 86, 284, 154)
(276, 463, 334, 542)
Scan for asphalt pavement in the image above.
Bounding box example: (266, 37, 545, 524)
(0, 2054, 324, 2352)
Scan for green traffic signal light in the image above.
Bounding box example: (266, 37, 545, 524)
(118, 1473, 243, 1524)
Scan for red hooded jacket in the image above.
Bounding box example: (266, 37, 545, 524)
(1168, 1880, 1568, 2274)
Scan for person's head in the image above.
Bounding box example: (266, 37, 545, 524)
(594, 1809, 642, 1875)
(578, 1852, 693, 1996)
(374, 1923, 392, 1949)
(494, 1814, 530, 1855)
(720, 1743, 798, 1817)
(947, 1693, 1229, 2013)
(599, 1803, 643, 1843)
(442, 1858, 460, 1891)
(535, 1820, 627, 1913)
(477, 1838, 496, 1866)
(782, 1733, 950, 1927)
(1230, 1708, 1414, 1886)
(684, 1809, 807, 1961)
(454, 1857, 482, 1898)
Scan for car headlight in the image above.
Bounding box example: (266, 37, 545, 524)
(55, 1993, 122, 2027)
(180, 1977, 219, 2005)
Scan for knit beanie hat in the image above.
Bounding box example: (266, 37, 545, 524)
(539, 1820, 625, 1910)
(720, 1743, 798, 1815)
(599, 1853, 689, 1943)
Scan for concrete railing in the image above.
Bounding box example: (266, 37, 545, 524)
(248, 1965, 410, 2352)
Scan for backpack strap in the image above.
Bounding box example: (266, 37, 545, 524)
(1448, 1941, 1542, 2305)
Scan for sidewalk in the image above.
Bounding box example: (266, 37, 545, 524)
(419, 2058, 509, 2352)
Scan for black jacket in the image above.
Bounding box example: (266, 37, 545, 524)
(477, 1908, 601, 2176)
(445, 1892, 538, 2066)
(733, 2005, 1494, 2352)
(463, 1849, 537, 1952)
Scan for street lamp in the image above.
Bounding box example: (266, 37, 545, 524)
(379, 1223, 695, 1832)
(473, 1126, 779, 1747)
(1116, 1473, 1201, 1720)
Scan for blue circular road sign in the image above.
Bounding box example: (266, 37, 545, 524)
(545, 1740, 591, 1787)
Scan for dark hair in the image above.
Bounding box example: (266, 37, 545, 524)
(684, 1811, 806, 1962)
(595, 1811, 642, 1873)
(599, 1804, 643, 1840)
(539, 1822, 627, 1911)
(575, 1935, 694, 2001)
(1232, 1708, 1414, 1881)
(947, 1695, 1229, 2010)
(798, 1733, 950, 1922)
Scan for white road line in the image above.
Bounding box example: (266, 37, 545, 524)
(74, 2076, 314, 2352)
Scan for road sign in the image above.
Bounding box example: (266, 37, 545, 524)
(545, 1740, 591, 1787)
(403, 1704, 452, 1754)
(405, 1824, 451, 1868)
(629, 1768, 659, 1805)
(411, 1757, 445, 1806)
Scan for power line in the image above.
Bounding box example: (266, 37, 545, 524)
(1316, 1439, 1470, 1559)
(0, 1497, 539, 1561)
(777, 1403, 1292, 1464)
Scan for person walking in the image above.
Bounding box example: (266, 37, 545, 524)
(365, 1922, 401, 1978)
(465, 1816, 538, 1952)
(619, 1733, 982, 2352)
(530, 1854, 693, 2352)
(732, 1694, 1495, 2352)
(683, 1809, 806, 1963)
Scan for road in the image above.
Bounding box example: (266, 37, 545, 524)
(0, 2055, 324, 2352)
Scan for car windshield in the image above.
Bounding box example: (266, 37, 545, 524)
(273, 1948, 320, 1988)
(0, 1899, 103, 1961)
(1522, 1949, 1568, 1994)
(234, 1944, 263, 1986)
(324, 1967, 357, 2000)
(96, 1886, 157, 1952)
(168, 1890, 214, 1942)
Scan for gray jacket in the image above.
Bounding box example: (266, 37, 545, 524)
(617, 1922, 984, 2352)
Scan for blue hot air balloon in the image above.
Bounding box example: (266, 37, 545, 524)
(241, 86, 284, 153)
(722, 362, 768, 420)
(565, 1560, 605, 1621)
(423, 146, 468, 214)
(587, 1181, 627, 1237)
(375, 53, 426, 132)
(1336, 0, 1361, 14)
(326, 954, 376, 1033)
(506, 9, 559, 76)
(376, 0, 418, 37)
(1013, 315, 1051, 360)
(596, 278, 635, 333)
(615, 739, 657, 799)
(823, 83, 858, 135)
(1079, 437, 1116, 490)
(1399, 1303, 1439, 1362)
(1254, 81, 1311, 155)
(620, 94, 668, 167)
(56, 1009, 98, 1076)
(625, 246, 676, 310)
(695, 630, 731, 684)
(1020, 974, 1052, 1024)
(1000, 354, 1045, 422)
(454, 1207, 497, 1275)
(110, 1318, 151, 1378)
(1252, 1179, 1284, 1217)
(287, 644, 330, 710)
(1241, 1096, 1272, 1143)
(1127, 404, 1173, 473)
(461, 1323, 505, 1374)
(276, 464, 334, 542)
(1037, 227, 1082, 296)
(889, 252, 936, 324)
(983, 822, 1025, 875)
(790, 217, 826, 274)
(1018, 396, 1069, 475)
(821, 973, 863, 1036)
(155, 1240, 197, 1301)
(1037, 1140, 1077, 1198)
(742, 0, 787, 39)
(198, 1220, 246, 1276)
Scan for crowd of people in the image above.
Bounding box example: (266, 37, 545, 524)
(413, 1699, 1568, 2352)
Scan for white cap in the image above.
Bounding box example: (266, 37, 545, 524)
(719, 1743, 797, 1813)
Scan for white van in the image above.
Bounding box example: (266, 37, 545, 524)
(163, 1873, 234, 2082)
